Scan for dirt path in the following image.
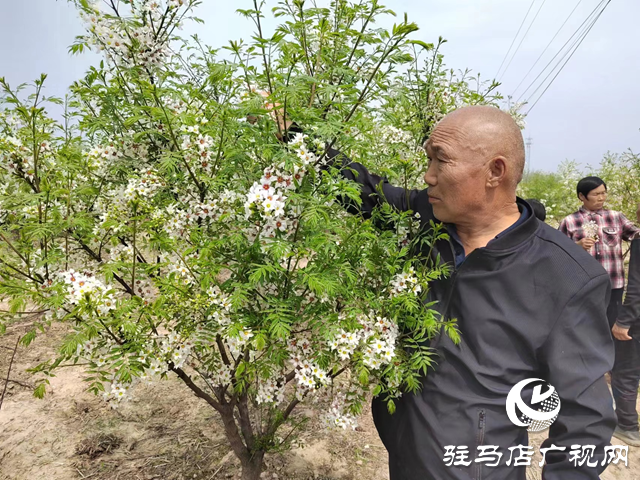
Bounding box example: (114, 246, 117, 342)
(0, 324, 388, 480)
(0, 323, 637, 479)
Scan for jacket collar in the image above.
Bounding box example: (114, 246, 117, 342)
(479, 197, 538, 253)
(436, 198, 538, 266)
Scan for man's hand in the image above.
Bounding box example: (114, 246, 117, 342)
(577, 237, 596, 251)
(612, 323, 632, 341)
(259, 90, 292, 130)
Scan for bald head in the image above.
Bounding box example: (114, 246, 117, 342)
(427, 106, 525, 188)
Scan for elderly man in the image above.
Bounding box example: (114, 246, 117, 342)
(319, 106, 615, 479)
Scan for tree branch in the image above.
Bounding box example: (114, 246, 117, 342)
(0, 336, 20, 411)
(171, 365, 224, 413)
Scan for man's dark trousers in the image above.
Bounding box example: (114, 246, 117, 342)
(611, 239, 640, 433)
(607, 288, 624, 328)
(612, 337, 640, 431)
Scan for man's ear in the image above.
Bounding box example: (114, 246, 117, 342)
(578, 192, 586, 203)
(486, 157, 507, 188)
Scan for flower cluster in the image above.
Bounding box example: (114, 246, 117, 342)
(1, 135, 41, 181)
(163, 96, 188, 115)
(389, 267, 421, 297)
(163, 190, 242, 238)
(180, 125, 215, 166)
(377, 124, 413, 146)
(59, 269, 117, 315)
(158, 331, 195, 369)
(255, 377, 286, 405)
(322, 392, 358, 430)
(168, 258, 195, 285)
(74, 337, 137, 405)
(80, 7, 129, 61)
(226, 327, 255, 357)
(104, 380, 133, 404)
(132, 278, 158, 306)
(88, 138, 150, 172)
(80, 1, 185, 69)
(396, 212, 421, 247)
(208, 285, 233, 312)
(583, 220, 599, 241)
(123, 170, 166, 201)
(242, 125, 331, 246)
(293, 358, 330, 390)
(244, 170, 296, 243)
(209, 363, 233, 387)
(329, 313, 399, 370)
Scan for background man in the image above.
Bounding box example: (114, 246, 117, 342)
(559, 176, 640, 328)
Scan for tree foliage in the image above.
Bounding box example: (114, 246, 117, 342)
(0, 1, 506, 477)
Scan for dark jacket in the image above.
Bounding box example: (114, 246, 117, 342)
(329, 150, 616, 480)
(616, 238, 640, 335)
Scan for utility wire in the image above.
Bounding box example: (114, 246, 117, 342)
(494, 0, 537, 79)
(525, 0, 612, 114)
(499, 0, 548, 82)
(511, 0, 585, 98)
(516, 0, 607, 103)
(522, 1, 606, 106)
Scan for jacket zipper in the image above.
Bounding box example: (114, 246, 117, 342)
(476, 409, 486, 480)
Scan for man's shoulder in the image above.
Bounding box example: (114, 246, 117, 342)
(533, 222, 607, 281)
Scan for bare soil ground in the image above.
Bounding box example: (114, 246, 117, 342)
(0, 321, 637, 480)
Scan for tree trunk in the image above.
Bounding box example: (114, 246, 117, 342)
(240, 451, 265, 480)
(218, 404, 264, 480)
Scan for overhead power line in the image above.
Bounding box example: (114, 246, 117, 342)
(525, 0, 612, 114)
(498, 0, 548, 82)
(511, 0, 586, 98)
(494, 0, 537, 80)
(523, 1, 609, 107)
(516, 0, 607, 104)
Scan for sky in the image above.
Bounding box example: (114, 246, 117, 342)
(1, 0, 639, 172)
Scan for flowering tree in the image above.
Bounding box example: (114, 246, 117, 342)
(0, 1, 503, 478)
(338, 36, 506, 192)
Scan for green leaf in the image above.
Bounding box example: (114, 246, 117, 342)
(387, 399, 396, 415)
(358, 367, 369, 385)
(20, 330, 37, 347)
(409, 40, 433, 51)
(445, 322, 460, 345)
(33, 383, 46, 399)
(254, 332, 266, 351)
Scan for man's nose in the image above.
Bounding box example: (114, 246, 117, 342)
(424, 166, 436, 187)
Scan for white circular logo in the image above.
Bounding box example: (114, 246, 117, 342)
(506, 378, 561, 432)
